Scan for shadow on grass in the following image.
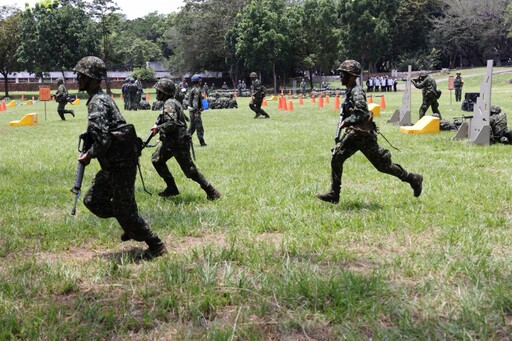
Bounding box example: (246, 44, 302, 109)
(98, 247, 145, 264)
(337, 200, 383, 211)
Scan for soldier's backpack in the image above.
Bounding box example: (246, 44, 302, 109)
(105, 124, 142, 164)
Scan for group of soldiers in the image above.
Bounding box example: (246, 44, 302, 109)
(121, 76, 144, 110)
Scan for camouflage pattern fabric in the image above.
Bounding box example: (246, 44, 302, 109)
(128, 82, 139, 110)
(55, 83, 74, 120)
(454, 75, 463, 102)
(151, 97, 211, 189)
(330, 83, 412, 191)
(490, 111, 512, 144)
(249, 78, 269, 118)
(139, 99, 150, 110)
(83, 87, 157, 242)
(188, 86, 205, 142)
(412, 75, 442, 119)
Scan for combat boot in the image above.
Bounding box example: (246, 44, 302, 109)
(141, 236, 167, 260)
(316, 190, 340, 204)
(407, 173, 423, 197)
(199, 138, 207, 147)
(203, 184, 221, 201)
(158, 177, 180, 197)
(120, 232, 131, 242)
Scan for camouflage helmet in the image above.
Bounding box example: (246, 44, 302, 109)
(56, 78, 64, 84)
(490, 104, 501, 114)
(154, 78, 176, 96)
(337, 60, 361, 76)
(419, 71, 428, 78)
(73, 56, 107, 80)
(250, 72, 257, 78)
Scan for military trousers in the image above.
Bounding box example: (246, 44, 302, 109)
(419, 97, 441, 119)
(188, 111, 205, 141)
(330, 132, 408, 191)
(83, 163, 157, 242)
(152, 142, 209, 187)
(249, 97, 269, 118)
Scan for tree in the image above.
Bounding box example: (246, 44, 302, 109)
(233, 0, 288, 92)
(432, 0, 512, 68)
(17, 0, 99, 77)
(338, 0, 401, 73)
(0, 6, 22, 98)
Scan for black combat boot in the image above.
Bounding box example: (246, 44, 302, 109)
(120, 231, 131, 242)
(141, 236, 167, 260)
(199, 138, 207, 147)
(158, 177, 180, 197)
(203, 183, 221, 201)
(316, 190, 340, 204)
(407, 173, 423, 197)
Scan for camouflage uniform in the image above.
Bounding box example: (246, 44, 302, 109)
(151, 79, 220, 200)
(188, 79, 207, 146)
(121, 78, 130, 110)
(139, 98, 150, 110)
(54, 79, 74, 120)
(454, 73, 463, 102)
(412, 72, 442, 119)
(489, 105, 512, 144)
(128, 80, 139, 110)
(249, 72, 269, 118)
(74, 56, 166, 260)
(317, 60, 423, 204)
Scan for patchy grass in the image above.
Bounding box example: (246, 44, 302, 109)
(1, 69, 512, 339)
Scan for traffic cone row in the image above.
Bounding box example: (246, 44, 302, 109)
(0, 100, 6, 111)
(334, 94, 340, 110)
(380, 95, 386, 109)
(299, 94, 304, 105)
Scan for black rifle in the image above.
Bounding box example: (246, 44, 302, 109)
(142, 116, 163, 148)
(70, 133, 91, 215)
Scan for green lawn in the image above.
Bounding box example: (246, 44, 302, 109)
(0, 69, 511, 339)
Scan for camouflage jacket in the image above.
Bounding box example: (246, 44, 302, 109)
(413, 76, 438, 99)
(342, 84, 373, 133)
(55, 84, 68, 102)
(86, 88, 127, 160)
(453, 76, 463, 88)
(157, 98, 189, 146)
(251, 79, 266, 98)
(490, 112, 508, 140)
(189, 86, 203, 113)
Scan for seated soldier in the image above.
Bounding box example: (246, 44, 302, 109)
(490, 105, 512, 144)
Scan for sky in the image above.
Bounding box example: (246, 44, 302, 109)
(0, 0, 185, 19)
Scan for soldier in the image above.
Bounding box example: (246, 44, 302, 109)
(135, 75, 144, 105)
(412, 71, 442, 119)
(316, 60, 423, 204)
(54, 78, 74, 120)
(249, 72, 270, 119)
(121, 77, 130, 110)
(138, 96, 150, 110)
(149, 78, 221, 200)
(454, 72, 463, 102)
(74, 56, 166, 260)
(489, 105, 512, 144)
(188, 74, 208, 146)
(128, 78, 139, 111)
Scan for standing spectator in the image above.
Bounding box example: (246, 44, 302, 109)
(54, 78, 74, 120)
(316, 60, 423, 204)
(249, 72, 270, 119)
(374, 77, 380, 92)
(412, 71, 442, 119)
(203, 82, 209, 96)
(454, 72, 463, 102)
(393, 77, 398, 92)
(300, 78, 307, 96)
(149, 78, 221, 200)
(128, 78, 138, 111)
(188, 74, 208, 146)
(135, 75, 144, 105)
(74, 56, 167, 260)
(221, 81, 228, 90)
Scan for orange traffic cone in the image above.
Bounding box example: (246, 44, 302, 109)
(2, 100, 6, 111)
(318, 95, 324, 108)
(278, 96, 283, 110)
(234, 91, 237, 99)
(288, 99, 294, 111)
(21, 94, 24, 101)
(120, 93, 123, 100)
(262, 97, 268, 107)
(299, 94, 304, 105)
(111, 94, 114, 99)
(334, 94, 340, 110)
(0, 101, 4, 112)
(380, 95, 386, 109)
(311, 95, 316, 103)
(282, 96, 288, 111)
(368, 95, 373, 104)
(146, 93, 149, 101)
(325, 95, 330, 104)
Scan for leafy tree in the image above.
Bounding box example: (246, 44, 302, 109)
(17, 0, 99, 77)
(0, 6, 22, 97)
(131, 67, 156, 81)
(233, 0, 288, 92)
(338, 0, 400, 73)
(432, 0, 512, 68)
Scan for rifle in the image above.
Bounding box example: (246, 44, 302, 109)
(142, 115, 163, 148)
(70, 133, 91, 215)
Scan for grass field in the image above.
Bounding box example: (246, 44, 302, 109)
(0, 68, 511, 340)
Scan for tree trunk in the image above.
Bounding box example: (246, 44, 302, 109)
(2, 72, 9, 98)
